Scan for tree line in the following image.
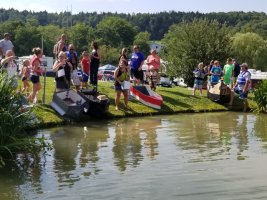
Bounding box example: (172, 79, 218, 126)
(1, 9, 267, 40)
(1, 8, 267, 86)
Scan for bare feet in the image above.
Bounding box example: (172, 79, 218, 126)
(115, 106, 119, 111)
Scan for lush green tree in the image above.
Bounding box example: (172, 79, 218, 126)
(14, 25, 42, 56)
(100, 45, 120, 66)
(37, 24, 63, 57)
(162, 19, 232, 86)
(231, 32, 267, 70)
(68, 23, 95, 55)
(96, 16, 137, 48)
(133, 31, 151, 57)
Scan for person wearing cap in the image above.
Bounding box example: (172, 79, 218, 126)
(146, 49, 160, 90)
(0, 33, 14, 58)
(130, 45, 145, 85)
(229, 63, 251, 112)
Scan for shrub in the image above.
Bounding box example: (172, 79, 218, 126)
(0, 72, 50, 167)
(253, 80, 267, 113)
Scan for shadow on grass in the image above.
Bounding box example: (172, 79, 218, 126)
(161, 95, 193, 111)
(160, 89, 201, 99)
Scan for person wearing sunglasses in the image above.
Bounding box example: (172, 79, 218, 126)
(66, 44, 80, 90)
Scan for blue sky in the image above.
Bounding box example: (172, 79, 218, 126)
(2, 0, 267, 14)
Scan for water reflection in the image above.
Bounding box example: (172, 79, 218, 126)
(166, 113, 258, 162)
(1, 113, 267, 200)
(112, 117, 160, 171)
(49, 124, 109, 188)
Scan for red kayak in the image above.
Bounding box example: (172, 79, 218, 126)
(130, 85, 163, 109)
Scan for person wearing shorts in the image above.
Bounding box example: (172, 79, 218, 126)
(193, 62, 206, 96)
(114, 59, 130, 111)
(130, 45, 144, 85)
(229, 63, 251, 112)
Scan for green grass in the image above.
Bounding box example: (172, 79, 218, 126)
(29, 77, 257, 127)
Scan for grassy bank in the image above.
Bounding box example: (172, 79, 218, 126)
(32, 77, 257, 128)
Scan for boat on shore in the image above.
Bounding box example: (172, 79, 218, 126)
(50, 89, 88, 118)
(207, 81, 231, 103)
(78, 89, 110, 117)
(130, 85, 163, 109)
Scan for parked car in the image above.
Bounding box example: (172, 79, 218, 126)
(98, 69, 115, 81)
(172, 77, 187, 87)
(99, 64, 116, 71)
(158, 73, 172, 87)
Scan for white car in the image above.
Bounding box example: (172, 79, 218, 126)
(173, 77, 187, 87)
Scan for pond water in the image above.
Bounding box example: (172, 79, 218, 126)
(1, 112, 267, 200)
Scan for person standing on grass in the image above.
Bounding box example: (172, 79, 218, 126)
(28, 47, 43, 104)
(53, 34, 68, 59)
(223, 57, 234, 87)
(119, 47, 130, 73)
(114, 59, 130, 111)
(232, 58, 240, 86)
(146, 49, 160, 91)
(66, 44, 80, 90)
(90, 41, 101, 90)
(52, 51, 72, 92)
(81, 51, 90, 89)
(21, 59, 31, 94)
(130, 45, 145, 85)
(229, 63, 251, 112)
(0, 50, 19, 89)
(0, 33, 14, 59)
(210, 60, 222, 85)
(192, 62, 206, 96)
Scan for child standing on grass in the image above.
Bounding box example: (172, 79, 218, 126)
(81, 51, 90, 89)
(21, 59, 31, 95)
(193, 62, 206, 96)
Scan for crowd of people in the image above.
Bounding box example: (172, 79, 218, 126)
(0, 32, 251, 112)
(192, 58, 251, 112)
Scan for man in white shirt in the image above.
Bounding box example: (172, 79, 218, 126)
(0, 33, 14, 58)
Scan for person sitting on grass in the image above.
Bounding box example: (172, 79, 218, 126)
(192, 62, 206, 96)
(229, 63, 251, 112)
(114, 59, 130, 111)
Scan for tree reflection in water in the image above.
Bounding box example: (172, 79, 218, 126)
(168, 112, 258, 162)
(50, 124, 109, 188)
(112, 117, 161, 171)
(2, 113, 267, 199)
